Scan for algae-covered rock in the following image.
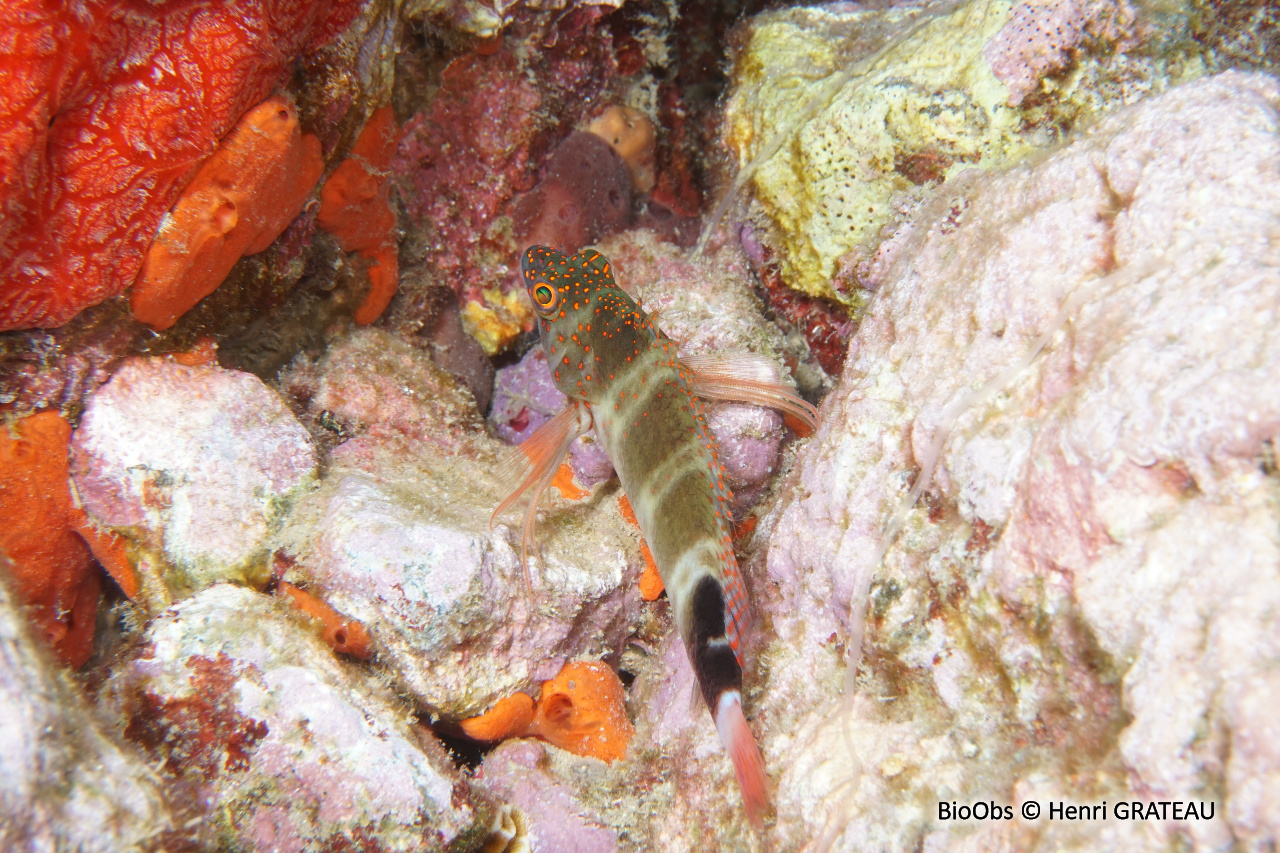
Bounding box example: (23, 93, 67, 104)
(70, 358, 317, 607)
(101, 583, 492, 852)
(580, 70, 1280, 851)
(277, 431, 644, 721)
(278, 323, 645, 720)
(0, 572, 171, 852)
(723, 0, 1209, 305)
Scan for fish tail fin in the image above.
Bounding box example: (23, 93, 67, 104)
(715, 691, 770, 829)
(688, 575, 771, 827)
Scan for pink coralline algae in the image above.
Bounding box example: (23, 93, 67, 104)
(287, 328, 485, 453)
(70, 357, 316, 602)
(103, 584, 488, 851)
(639, 71, 1280, 851)
(275, 332, 645, 721)
(478, 740, 619, 853)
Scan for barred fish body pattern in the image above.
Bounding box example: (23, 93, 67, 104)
(520, 245, 769, 822)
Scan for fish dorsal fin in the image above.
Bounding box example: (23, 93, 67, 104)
(491, 402, 595, 593)
(721, 553, 751, 667)
(681, 353, 821, 436)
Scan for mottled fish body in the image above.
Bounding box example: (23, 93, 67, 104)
(494, 246, 820, 826)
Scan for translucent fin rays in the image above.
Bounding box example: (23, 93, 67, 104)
(682, 353, 821, 436)
(490, 402, 595, 593)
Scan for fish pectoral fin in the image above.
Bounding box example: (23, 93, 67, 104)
(682, 353, 821, 436)
(490, 402, 595, 592)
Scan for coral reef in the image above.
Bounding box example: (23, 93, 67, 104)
(391, 8, 627, 354)
(7, 2, 1278, 849)
(0, 0, 359, 330)
(102, 583, 491, 851)
(131, 96, 326, 330)
(70, 358, 316, 605)
(0, 573, 171, 851)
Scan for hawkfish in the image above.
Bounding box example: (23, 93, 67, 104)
(492, 246, 820, 827)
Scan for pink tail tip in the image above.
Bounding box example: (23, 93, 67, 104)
(716, 692, 770, 829)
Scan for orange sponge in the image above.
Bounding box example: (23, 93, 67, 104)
(318, 106, 401, 325)
(277, 580, 372, 659)
(130, 96, 324, 330)
(527, 661, 635, 762)
(460, 692, 536, 741)
(459, 661, 635, 763)
(0, 411, 139, 666)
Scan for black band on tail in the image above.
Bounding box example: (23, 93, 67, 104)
(688, 575, 743, 709)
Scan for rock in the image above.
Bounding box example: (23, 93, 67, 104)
(275, 424, 645, 721)
(70, 358, 316, 606)
(478, 740, 619, 853)
(286, 327, 485, 452)
(280, 326, 649, 719)
(542, 70, 1280, 852)
(723, 0, 1210, 304)
(101, 583, 491, 851)
(720, 71, 1279, 851)
(0, 571, 171, 852)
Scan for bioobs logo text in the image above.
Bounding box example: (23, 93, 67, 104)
(938, 801, 1014, 821)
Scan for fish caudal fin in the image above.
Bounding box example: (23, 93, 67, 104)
(716, 691, 770, 829)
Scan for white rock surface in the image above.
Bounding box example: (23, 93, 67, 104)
(101, 583, 490, 851)
(0, 573, 170, 852)
(591, 71, 1280, 852)
(70, 358, 316, 602)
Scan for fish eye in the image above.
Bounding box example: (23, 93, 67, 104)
(532, 282, 558, 312)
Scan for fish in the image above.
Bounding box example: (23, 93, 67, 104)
(492, 245, 820, 827)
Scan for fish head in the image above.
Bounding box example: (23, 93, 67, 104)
(520, 245, 652, 401)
